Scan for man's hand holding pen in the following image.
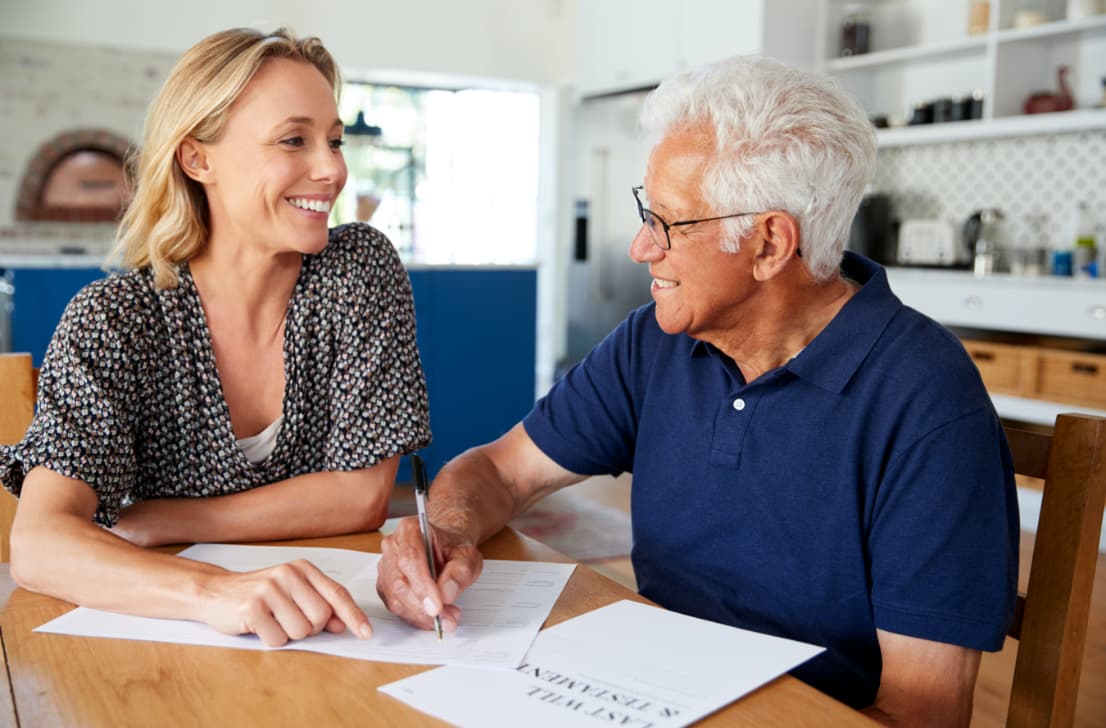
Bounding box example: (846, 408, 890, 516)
(378, 455, 485, 634)
(378, 517, 483, 633)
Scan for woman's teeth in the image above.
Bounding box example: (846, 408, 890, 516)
(288, 198, 331, 213)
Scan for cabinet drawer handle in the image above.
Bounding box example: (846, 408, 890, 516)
(963, 295, 983, 309)
(1072, 362, 1099, 375)
(970, 350, 995, 362)
(1090, 305, 1106, 320)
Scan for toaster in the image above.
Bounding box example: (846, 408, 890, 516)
(896, 219, 966, 266)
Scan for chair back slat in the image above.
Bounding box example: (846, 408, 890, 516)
(0, 353, 36, 562)
(1006, 413, 1106, 728)
(1004, 426, 1051, 480)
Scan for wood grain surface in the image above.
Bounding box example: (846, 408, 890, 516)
(0, 528, 877, 727)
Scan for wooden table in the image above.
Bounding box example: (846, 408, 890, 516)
(0, 528, 878, 727)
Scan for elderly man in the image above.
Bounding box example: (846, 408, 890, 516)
(378, 56, 1018, 726)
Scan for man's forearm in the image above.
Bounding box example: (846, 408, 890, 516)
(426, 446, 523, 546)
(425, 424, 588, 548)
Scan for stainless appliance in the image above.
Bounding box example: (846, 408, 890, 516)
(847, 192, 896, 265)
(0, 269, 13, 354)
(563, 92, 654, 367)
(897, 219, 965, 266)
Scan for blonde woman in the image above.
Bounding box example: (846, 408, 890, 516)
(0, 28, 430, 646)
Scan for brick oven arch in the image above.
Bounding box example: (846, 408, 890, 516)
(15, 128, 134, 222)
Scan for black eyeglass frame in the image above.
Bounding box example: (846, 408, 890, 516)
(632, 185, 768, 251)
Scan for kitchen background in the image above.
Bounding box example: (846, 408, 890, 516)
(2, 0, 1106, 445)
(2, 4, 1106, 724)
(876, 132, 1106, 250)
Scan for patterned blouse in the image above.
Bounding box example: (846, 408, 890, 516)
(0, 223, 431, 526)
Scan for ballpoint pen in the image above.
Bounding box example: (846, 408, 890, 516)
(412, 454, 444, 640)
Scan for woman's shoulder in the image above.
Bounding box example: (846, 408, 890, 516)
(65, 268, 154, 312)
(59, 268, 160, 339)
(306, 223, 407, 294)
(321, 222, 402, 268)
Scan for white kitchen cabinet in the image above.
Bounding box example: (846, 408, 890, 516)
(815, 0, 1106, 146)
(574, 0, 680, 99)
(888, 267, 1106, 340)
(887, 267, 1106, 423)
(574, 0, 817, 99)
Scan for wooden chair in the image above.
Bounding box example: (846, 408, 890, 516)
(1003, 413, 1106, 727)
(0, 353, 37, 562)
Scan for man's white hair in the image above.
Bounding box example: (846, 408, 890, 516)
(640, 55, 877, 281)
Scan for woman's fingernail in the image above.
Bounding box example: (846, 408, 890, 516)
(441, 579, 459, 604)
(423, 596, 438, 617)
(359, 623, 373, 639)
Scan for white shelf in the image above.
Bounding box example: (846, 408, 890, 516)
(994, 13, 1106, 45)
(817, 1, 1106, 148)
(823, 14, 1106, 72)
(824, 35, 989, 72)
(876, 108, 1106, 146)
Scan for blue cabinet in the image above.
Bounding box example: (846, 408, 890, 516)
(8, 266, 105, 368)
(407, 268, 537, 479)
(6, 264, 537, 481)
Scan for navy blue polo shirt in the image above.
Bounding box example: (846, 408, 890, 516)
(523, 253, 1019, 708)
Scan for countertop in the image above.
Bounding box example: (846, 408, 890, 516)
(886, 266, 1106, 290)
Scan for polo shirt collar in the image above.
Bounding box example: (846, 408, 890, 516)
(785, 252, 902, 393)
(687, 252, 902, 394)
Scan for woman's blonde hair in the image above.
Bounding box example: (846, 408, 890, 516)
(110, 27, 341, 289)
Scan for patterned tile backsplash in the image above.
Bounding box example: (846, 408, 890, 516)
(873, 130, 1106, 251)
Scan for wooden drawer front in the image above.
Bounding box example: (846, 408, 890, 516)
(962, 340, 1032, 395)
(1035, 350, 1106, 408)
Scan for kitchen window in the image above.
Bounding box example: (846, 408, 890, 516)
(336, 83, 540, 265)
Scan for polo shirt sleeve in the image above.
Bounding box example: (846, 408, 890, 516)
(0, 281, 140, 527)
(523, 311, 646, 476)
(868, 406, 1019, 651)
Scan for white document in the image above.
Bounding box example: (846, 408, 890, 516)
(379, 599, 824, 728)
(35, 543, 575, 669)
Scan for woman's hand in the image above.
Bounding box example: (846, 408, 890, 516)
(199, 559, 373, 647)
(376, 516, 483, 632)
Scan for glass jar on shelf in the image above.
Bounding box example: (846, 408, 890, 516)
(839, 4, 872, 57)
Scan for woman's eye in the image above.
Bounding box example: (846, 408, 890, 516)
(280, 136, 306, 147)
(329, 138, 345, 150)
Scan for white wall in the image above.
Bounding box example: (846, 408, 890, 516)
(0, 0, 576, 386)
(0, 38, 177, 246)
(0, 0, 575, 85)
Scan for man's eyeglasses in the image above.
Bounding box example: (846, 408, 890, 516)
(632, 185, 765, 251)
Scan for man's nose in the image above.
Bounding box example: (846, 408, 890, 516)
(629, 225, 663, 263)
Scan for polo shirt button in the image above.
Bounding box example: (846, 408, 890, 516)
(732, 398, 746, 411)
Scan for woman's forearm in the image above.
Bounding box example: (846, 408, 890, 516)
(11, 466, 375, 645)
(113, 458, 399, 547)
(9, 469, 225, 619)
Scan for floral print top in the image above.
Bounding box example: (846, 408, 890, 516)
(0, 223, 431, 526)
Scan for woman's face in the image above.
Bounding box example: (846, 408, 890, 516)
(195, 57, 347, 257)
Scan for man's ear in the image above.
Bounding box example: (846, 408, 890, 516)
(177, 139, 211, 183)
(751, 211, 801, 282)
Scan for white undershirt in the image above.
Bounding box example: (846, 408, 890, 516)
(236, 415, 284, 464)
